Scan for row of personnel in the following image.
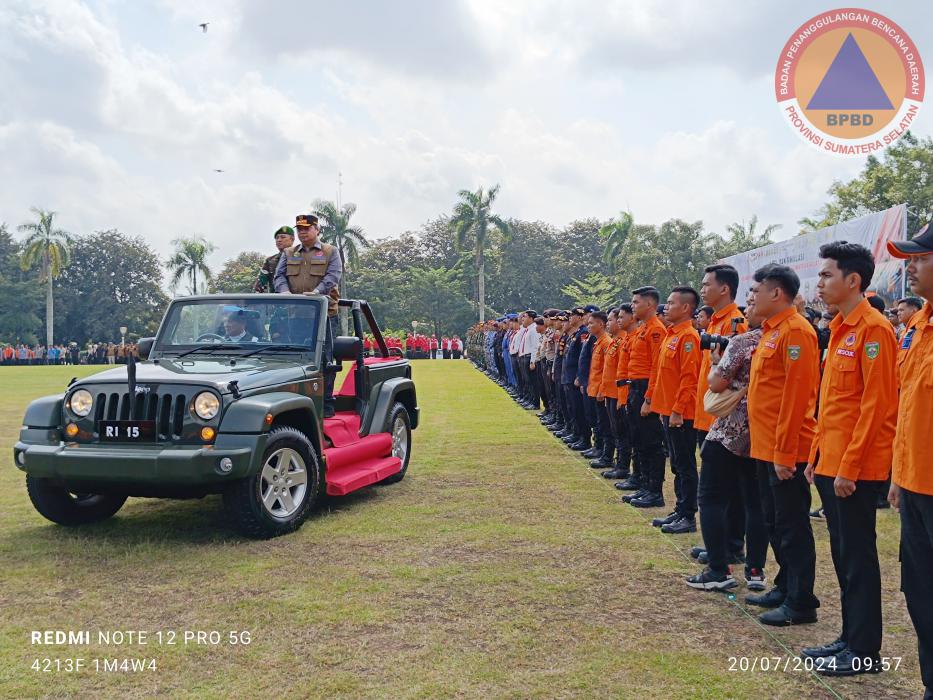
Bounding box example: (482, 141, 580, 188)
(464, 225, 933, 687)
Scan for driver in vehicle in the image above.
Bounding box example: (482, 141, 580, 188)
(222, 308, 259, 343)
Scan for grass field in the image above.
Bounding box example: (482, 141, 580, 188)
(0, 362, 923, 699)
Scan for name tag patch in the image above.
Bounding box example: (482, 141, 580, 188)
(836, 348, 855, 358)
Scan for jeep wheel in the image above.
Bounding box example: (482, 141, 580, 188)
(379, 402, 411, 485)
(223, 426, 323, 539)
(26, 477, 127, 526)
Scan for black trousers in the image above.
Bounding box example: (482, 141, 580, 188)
(584, 394, 600, 444)
(662, 416, 698, 518)
(605, 398, 630, 470)
(626, 379, 665, 491)
(322, 315, 338, 412)
(900, 488, 933, 691)
(537, 360, 552, 411)
(563, 382, 582, 437)
(574, 387, 591, 444)
(698, 440, 768, 574)
(757, 461, 819, 611)
(698, 430, 746, 555)
(814, 474, 882, 656)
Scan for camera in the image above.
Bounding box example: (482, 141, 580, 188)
(700, 316, 745, 351)
(700, 333, 728, 351)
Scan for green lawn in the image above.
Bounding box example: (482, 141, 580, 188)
(0, 362, 922, 698)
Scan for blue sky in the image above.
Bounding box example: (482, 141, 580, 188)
(1, 0, 930, 268)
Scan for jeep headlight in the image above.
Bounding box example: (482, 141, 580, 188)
(69, 389, 93, 417)
(193, 392, 220, 420)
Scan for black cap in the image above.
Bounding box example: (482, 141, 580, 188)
(295, 214, 319, 228)
(888, 221, 933, 258)
(275, 226, 295, 238)
(571, 307, 587, 316)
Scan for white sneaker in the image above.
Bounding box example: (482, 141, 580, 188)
(746, 568, 767, 591)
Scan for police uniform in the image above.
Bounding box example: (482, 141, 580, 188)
(273, 214, 343, 417)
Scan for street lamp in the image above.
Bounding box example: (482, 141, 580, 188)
(119, 326, 128, 347)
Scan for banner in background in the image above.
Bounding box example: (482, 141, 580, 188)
(719, 203, 907, 304)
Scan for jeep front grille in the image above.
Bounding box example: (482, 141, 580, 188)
(93, 391, 189, 439)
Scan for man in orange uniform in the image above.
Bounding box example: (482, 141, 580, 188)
(801, 242, 897, 675)
(623, 287, 668, 508)
(887, 223, 933, 696)
(596, 307, 625, 476)
(605, 304, 638, 482)
(694, 264, 750, 569)
(747, 263, 821, 626)
(649, 287, 702, 533)
(585, 311, 613, 466)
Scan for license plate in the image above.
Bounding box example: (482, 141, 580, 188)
(98, 420, 156, 442)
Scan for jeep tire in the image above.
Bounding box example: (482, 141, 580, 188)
(26, 477, 127, 526)
(223, 426, 323, 539)
(379, 402, 411, 485)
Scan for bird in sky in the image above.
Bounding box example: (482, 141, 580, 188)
(213, 169, 224, 173)
(199, 23, 209, 33)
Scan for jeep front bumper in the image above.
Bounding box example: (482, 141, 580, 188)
(13, 432, 266, 484)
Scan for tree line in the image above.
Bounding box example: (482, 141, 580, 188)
(2, 132, 930, 345)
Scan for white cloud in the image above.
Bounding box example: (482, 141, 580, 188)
(0, 0, 927, 275)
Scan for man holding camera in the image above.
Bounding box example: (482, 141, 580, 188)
(693, 264, 751, 563)
(800, 241, 897, 675)
(688, 284, 769, 591)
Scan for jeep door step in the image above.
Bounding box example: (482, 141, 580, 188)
(324, 433, 391, 470)
(322, 411, 361, 447)
(325, 455, 402, 496)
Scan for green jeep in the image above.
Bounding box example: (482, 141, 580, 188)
(13, 295, 418, 538)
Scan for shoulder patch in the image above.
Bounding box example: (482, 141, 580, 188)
(865, 341, 880, 360)
(684, 342, 694, 353)
(788, 345, 801, 361)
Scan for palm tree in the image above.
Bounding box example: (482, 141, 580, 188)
(598, 211, 634, 271)
(451, 184, 510, 323)
(716, 215, 781, 257)
(18, 207, 72, 350)
(167, 236, 215, 296)
(312, 199, 370, 295)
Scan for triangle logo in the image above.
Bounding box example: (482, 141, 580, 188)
(806, 33, 894, 110)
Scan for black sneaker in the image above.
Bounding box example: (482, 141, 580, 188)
(801, 638, 846, 659)
(589, 458, 613, 469)
(601, 468, 627, 479)
(686, 567, 737, 591)
(816, 649, 882, 676)
(745, 587, 786, 608)
(621, 488, 648, 503)
(662, 516, 697, 534)
(614, 477, 641, 491)
(652, 511, 680, 528)
(758, 605, 817, 627)
(689, 546, 706, 560)
(630, 492, 665, 508)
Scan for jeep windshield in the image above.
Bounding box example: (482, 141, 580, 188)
(156, 298, 321, 355)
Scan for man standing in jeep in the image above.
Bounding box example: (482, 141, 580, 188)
(274, 213, 344, 417)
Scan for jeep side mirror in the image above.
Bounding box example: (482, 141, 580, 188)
(333, 336, 362, 362)
(138, 337, 155, 359)
(388, 347, 403, 358)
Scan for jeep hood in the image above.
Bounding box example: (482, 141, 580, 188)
(73, 357, 316, 394)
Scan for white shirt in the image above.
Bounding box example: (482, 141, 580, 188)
(509, 327, 524, 354)
(520, 324, 540, 357)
